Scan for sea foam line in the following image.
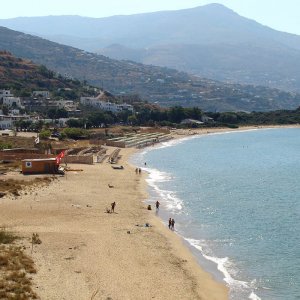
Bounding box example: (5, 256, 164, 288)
(145, 167, 184, 212)
(184, 238, 261, 300)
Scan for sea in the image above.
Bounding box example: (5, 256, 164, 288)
(130, 128, 300, 300)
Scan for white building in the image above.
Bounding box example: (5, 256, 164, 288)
(80, 95, 133, 113)
(2, 96, 23, 108)
(38, 118, 69, 128)
(0, 116, 13, 129)
(0, 90, 13, 99)
(0, 114, 31, 129)
(32, 91, 50, 98)
(180, 119, 204, 125)
(56, 100, 78, 111)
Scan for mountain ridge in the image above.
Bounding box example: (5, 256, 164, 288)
(1, 25, 300, 112)
(2, 4, 300, 92)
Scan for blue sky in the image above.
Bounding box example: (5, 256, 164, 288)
(1, 0, 299, 35)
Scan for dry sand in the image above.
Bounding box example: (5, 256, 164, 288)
(0, 146, 228, 300)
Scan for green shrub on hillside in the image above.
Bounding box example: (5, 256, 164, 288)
(62, 128, 89, 139)
(0, 142, 12, 150)
(39, 129, 51, 139)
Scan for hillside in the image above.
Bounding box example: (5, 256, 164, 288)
(2, 4, 300, 92)
(1, 27, 300, 112)
(0, 51, 87, 95)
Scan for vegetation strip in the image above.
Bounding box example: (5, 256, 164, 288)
(0, 228, 38, 299)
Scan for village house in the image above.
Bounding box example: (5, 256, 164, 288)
(0, 89, 24, 109)
(201, 115, 214, 123)
(32, 90, 50, 98)
(56, 100, 78, 112)
(2, 96, 23, 108)
(0, 114, 31, 130)
(80, 93, 134, 113)
(180, 119, 204, 125)
(0, 90, 13, 99)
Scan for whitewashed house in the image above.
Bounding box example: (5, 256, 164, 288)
(0, 90, 13, 99)
(0, 114, 31, 129)
(3, 96, 23, 108)
(32, 91, 50, 98)
(80, 94, 133, 113)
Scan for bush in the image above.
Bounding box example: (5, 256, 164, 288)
(62, 128, 89, 139)
(0, 227, 18, 244)
(0, 142, 12, 150)
(225, 124, 239, 129)
(39, 129, 51, 139)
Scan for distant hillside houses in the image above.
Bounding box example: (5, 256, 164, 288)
(80, 93, 134, 113)
(0, 89, 24, 109)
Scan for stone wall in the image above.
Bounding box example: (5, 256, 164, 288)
(61, 155, 93, 165)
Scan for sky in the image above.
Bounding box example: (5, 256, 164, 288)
(0, 0, 300, 35)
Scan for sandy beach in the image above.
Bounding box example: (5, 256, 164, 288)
(1, 125, 299, 299)
(0, 146, 228, 299)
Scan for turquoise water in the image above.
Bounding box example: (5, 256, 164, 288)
(131, 128, 300, 300)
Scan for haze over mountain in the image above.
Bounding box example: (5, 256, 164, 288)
(1, 4, 300, 93)
(1, 26, 300, 112)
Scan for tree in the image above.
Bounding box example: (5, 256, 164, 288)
(185, 107, 203, 120)
(2, 105, 9, 115)
(66, 118, 85, 128)
(62, 128, 89, 139)
(128, 115, 138, 125)
(39, 129, 51, 139)
(168, 106, 186, 123)
(47, 108, 68, 119)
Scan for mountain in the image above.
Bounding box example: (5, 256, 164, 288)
(0, 50, 86, 95)
(2, 4, 300, 92)
(0, 26, 300, 112)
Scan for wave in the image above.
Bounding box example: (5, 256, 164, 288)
(145, 167, 184, 212)
(144, 164, 261, 299)
(184, 237, 261, 300)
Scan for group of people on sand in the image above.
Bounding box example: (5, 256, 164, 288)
(155, 200, 176, 231)
(135, 168, 142, 174)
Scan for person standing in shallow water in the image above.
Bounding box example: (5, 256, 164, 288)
(156, 200, 160, 211)
(168, 218, 172, 229)
(171, 219, 175, 230)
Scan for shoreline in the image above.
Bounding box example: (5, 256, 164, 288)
(132, 124, 300, 299)
(0, 146, 228, 299)
(170, 124, 300, 140)
(1, 125, 298, 299)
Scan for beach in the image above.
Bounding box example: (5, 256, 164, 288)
(0, 146, 228, 299)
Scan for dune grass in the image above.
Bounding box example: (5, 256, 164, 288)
(0, 228, 38, 299)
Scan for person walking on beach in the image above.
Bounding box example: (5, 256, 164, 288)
(171, 219, 175, 230)
(168, 218, 172, 229)
(156, 200, 160, 211)
(111, 201, 116, 213)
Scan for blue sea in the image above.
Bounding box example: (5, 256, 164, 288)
(131, 128, 300, 300)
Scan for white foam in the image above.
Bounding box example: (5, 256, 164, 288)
(185, 238, 247, 286)
(183, 237, 264, 300)
(145, 167, 171, 183)
(145, 167, 184, 213)
(249, 292, 261, 300)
